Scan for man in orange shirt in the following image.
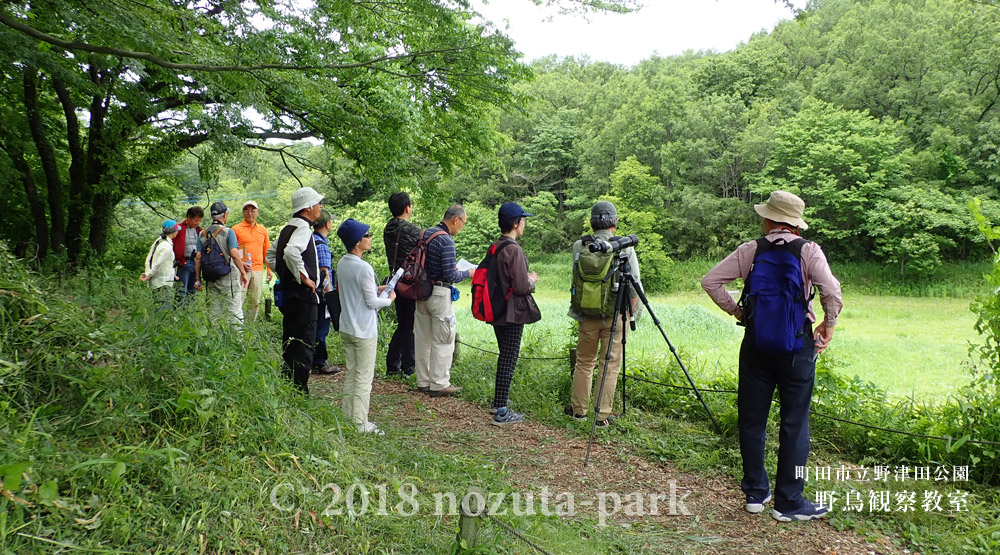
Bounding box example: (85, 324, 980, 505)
(233, 200, 272, 323)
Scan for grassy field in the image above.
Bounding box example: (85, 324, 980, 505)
(451, 260, 982, 400)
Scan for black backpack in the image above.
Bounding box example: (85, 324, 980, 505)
(201, 224, 232, 281)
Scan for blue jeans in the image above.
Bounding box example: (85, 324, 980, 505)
(175, 259, 197, 304)
(737, 324, 816, 513)
(313, 301, 332, 368)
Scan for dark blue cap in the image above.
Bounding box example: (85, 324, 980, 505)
(498, 202, 533, 222)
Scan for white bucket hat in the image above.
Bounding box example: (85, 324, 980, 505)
(290, 187, 324, 214)
(754, 191, 808, 230)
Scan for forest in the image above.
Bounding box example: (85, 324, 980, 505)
(3, 0, 1000, 290)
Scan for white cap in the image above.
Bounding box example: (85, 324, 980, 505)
(242, 200, 259, 210)
(291, 187, 324, 214)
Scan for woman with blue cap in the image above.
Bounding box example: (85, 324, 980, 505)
(487, 202, 541, 426)
(336, 217, 396, 435)
(142, 220, 181, 311)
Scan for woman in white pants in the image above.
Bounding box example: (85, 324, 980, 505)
(336, 218, 396, 434)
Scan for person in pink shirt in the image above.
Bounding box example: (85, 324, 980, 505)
(701, 190, 842, 523)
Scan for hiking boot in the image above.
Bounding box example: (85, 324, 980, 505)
(564, 405, 586, 421)
(429, 385, 462, 397)
(402, 367, 416, 377)
(358, 421, 385, 436)
(416, 386, 430, 393)
(746, 492, 772, 514)
(491, 408, 524, 426)
(386, 367, 403, 377)
(772, 501, 828, 522)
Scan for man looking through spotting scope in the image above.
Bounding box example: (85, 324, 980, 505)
(567, 200, 642, 427)
(701, 190, 842, 523)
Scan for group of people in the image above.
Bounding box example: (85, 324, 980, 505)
(142, 186, 843, 523)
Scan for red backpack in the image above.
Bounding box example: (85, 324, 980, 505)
(471, 241, 514, 323)
(396, 229, 449, 301)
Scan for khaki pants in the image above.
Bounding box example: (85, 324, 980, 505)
(341, 333, 378, 427)
(207, 274, 244, 326)
(572, 317, 624, 419)
(414, 286, 456, 391)
(244, 270, 265, 323)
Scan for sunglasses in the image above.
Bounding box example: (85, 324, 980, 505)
(363, 233, 372, 238)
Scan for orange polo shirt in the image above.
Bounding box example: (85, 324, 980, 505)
(232, 220, 271, 272)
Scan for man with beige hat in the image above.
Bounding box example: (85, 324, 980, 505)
(701, 190, 843, 523)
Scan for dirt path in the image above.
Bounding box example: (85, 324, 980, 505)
(310, 374, 904, 555)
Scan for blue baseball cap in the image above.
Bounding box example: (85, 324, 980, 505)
(162, 219, 181, 232)
(498, 202, 533, 222)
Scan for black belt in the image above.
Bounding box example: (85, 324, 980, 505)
(433, 281, 451, 287)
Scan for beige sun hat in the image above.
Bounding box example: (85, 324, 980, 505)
(753, 191, 808, 230)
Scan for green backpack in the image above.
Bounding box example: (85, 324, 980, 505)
(570, 235, 617, 318)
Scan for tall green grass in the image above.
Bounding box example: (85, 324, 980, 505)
(0, 247, 650, 554)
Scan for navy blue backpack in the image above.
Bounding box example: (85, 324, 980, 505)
(738, 237, 813, 355)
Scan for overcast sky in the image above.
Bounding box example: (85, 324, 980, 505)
(473, 0, 807, 67)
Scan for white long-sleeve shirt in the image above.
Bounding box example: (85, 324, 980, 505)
(337, 254, 392, 339)
(266, 217, 318, 285)
(145, 238, 175, 289)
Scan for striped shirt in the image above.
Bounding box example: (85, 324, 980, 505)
(424, 223, 469, 284)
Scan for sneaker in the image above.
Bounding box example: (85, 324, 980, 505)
(492, 408, 524, 426)
(772, 501, 828, 522)
(417, 386, 430, 393)
(386, 367, 402, 377)
(358, 421, 385, 436)
(595, 414, 619, 427)
(402, 367, 416, 377)
(745, 492, 772, 514)
(429, 385, 462, 397)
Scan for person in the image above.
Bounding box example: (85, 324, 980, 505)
(312, 210, 341, 375)
(488, 202, 541, 426)
(267, 187, 324, 394)
(233, 200, 272, 323)
(701, 190, 842, 522)
(144, 220, 181, 311)
(197, 201, 249, 325)
(414, 205, 471, 397)
(567, 200, 642, 427)
(172, 206, 204, 305)
(383, 192, 422, 377)
(336, 218, 395, 434)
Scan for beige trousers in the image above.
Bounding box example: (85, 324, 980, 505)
(244, 270, 265, 323)
(414, 286, 456, 391)
(207, 274, 244, 326)
(341, 333, 378, 427)
(572, 317, 624, 419)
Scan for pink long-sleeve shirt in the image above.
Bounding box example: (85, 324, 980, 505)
(701, 229, 843, 328)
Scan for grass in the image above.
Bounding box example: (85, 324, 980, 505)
(0, 254, 654, 554)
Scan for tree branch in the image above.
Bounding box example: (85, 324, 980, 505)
(0, 12, 469, 74)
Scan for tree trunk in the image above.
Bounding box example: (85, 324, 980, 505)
(23, 68, 66, 253)
(2, 144, 49, 257)
(54, 77, 90, 261)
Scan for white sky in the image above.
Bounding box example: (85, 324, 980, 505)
(473, 0, 807, 67)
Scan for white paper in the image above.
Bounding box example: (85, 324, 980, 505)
(379, 267, 405, 298)
(456, 258, 477, 273)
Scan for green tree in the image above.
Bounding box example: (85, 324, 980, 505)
(0, 0, 530, 260)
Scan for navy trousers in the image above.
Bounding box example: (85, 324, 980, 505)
(386, 296, 416, 372)
(737, 325, 816, 513)
(280, 298, 317, 394)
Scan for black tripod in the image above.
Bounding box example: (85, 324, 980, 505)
(584, 248, 721, 467)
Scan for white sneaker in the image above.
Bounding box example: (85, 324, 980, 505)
(358, 421, 385, 436)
